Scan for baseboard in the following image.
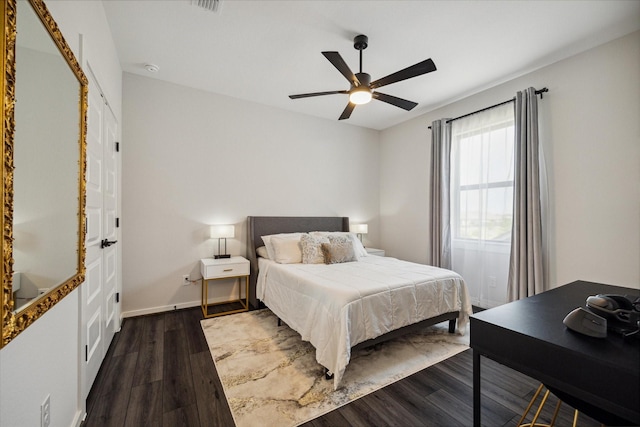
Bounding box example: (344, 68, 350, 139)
(121, 291, 252, 318)
(72, 409, 84, 427)
(121, 300, 201, 318)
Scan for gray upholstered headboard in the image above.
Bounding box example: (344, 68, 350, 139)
(246, 216, 349, 309)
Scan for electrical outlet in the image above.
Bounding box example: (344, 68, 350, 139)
(182, 274, 190, 286)
(41, 395, 50, 427)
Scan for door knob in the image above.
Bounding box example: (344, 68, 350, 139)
(101, 239, 118, 248)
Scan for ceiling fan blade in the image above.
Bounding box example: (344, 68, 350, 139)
(372, 92, 418, 111)
(339, 102, 356, 120)
(370, 58, 436, 89)
(289, 90, 348, 99)
(322, 51, 361, 86)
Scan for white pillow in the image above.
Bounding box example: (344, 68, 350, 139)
(261, 233, 303, 261)
(310, 231, 367, 259)
(271, 235, 302, 264)
(256, 246, 269, 258)
(349, 234, 368, 259)
(300, 234, 329, 264)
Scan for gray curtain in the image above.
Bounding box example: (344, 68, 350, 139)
(429, 119, 452, 269)
(508, 88, 545, 301)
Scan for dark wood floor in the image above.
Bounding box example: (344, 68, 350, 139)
(83, 306, 602, 427)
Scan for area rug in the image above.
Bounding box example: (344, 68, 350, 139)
(201, 309, 469, 427)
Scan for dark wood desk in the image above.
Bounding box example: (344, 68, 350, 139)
(470, 281, 640, 426)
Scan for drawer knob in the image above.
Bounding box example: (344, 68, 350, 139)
(223, 268, 233, 272)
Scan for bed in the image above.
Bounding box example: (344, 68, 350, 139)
(247, 216, 471, 389)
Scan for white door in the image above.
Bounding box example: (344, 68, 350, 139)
(102, 104, 119, 348)
(81, 66, 120, 403)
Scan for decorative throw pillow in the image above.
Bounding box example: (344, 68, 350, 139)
(311, 231, 368, 259)
(271, 235, 302, 264)
(326, 234, 352, 246)
(262, 233, 303, 260)
(322, 235, 357, 264)
(300, 234, 329, 264)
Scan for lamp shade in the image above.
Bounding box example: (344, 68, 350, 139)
(350, 224, 368, 234)
(210, 224, 235, 239)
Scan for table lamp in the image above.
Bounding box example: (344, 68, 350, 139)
(210, 224, 234, 259)
(350, 223, 368, 243)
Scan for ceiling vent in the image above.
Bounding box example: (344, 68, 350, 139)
(191, 0, 221, 13)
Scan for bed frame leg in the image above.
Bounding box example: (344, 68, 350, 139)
(277, 317, 281, 327)
(324, 368, 333, 380)
(448, 318, 456, 333)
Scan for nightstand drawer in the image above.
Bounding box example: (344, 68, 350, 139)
(201, 257, 249, 279)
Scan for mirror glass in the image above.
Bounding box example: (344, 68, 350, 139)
(12, 0, 79, 311)
(1, 0, 87, 347)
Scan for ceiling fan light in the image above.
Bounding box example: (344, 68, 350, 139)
(349, 88, 372, 105)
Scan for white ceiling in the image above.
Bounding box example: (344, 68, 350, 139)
(102, 0, 640, 130)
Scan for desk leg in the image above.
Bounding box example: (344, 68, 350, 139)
(473, 349, 481, 427)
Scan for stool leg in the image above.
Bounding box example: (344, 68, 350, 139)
(518, 384, 545, 426)
(549, 399, 562, 427)
(572, 410, 579, 427)
(529, 390, 551, 427)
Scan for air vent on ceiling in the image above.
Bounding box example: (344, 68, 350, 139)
(192, 0, 221, 13)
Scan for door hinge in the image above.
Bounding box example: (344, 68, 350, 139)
(116, 217, 120, 228)
(115, 141, 120, 152)
(85, 345, 88, 362)
(116, 292, 120, 303)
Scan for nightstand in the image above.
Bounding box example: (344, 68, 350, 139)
(200, 256, 250, 318)
(365, 247, 385, 256)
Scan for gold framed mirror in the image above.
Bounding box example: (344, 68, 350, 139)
(1, 0, 87, 347)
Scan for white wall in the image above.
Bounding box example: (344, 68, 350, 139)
(121, 74, 380, 315)
(0, 291, 80, 427)
(0, 1, 122, 426)
(380, 31, 640, 290)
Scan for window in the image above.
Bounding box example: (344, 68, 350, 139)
(449, 102, 515, 308)
(451, 105, 515, 242)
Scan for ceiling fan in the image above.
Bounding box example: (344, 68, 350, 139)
(289, 34, 436, 120)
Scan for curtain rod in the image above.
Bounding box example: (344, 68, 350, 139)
(427, 87, 548, 130)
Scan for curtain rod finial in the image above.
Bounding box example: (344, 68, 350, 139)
(536, 87, 549, 99)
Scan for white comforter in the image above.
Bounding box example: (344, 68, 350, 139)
(257, 256, 472, 389)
